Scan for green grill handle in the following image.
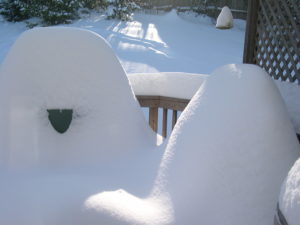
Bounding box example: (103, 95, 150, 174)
(47, 109, 73, 133)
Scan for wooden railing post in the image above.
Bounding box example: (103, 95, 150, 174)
(243, 0, 260, 64)
(162, 108, 168, 137)
(149, 107, 158, 132)
(172, 110, 178, 129)
(136, 95, 189, 138)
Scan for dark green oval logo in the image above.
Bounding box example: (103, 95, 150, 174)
(47, 109, 73, 134)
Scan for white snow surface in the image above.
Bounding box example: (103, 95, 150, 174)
(155, 64, 300, 225)
(0, 10, 245, 74)
(279, 158, 300, 225)
(0, 27, 158, 169)
(128, 72, 207, 99)
(81, 64, 300, 225)
(216, 6, 234, 29)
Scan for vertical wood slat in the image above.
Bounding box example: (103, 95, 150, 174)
(162, 108, 168, 138)
(172, 110, 178, 129)
(243, 0, 260, 64)
(149, 107, 158, 132)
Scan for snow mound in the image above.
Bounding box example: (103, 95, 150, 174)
(279, 158, 300, 225)
(0, 27, 157, 169)
(159, 64, 300, 225)
(80, 64, 300, 225)
(128, 72, 207, 99)
(216, 6, 233, 29)
(0, 27, 165, 225)
(85, 189, 173, 225)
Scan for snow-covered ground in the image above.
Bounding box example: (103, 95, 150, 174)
(0, 10, 299, 133)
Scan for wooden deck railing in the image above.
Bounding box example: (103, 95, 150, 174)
(136, 95, 190, 138)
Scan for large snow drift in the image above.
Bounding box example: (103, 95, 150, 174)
(279, 158, 300, 225)
(0, 27, 158, 170)
(84, 64, 300, 225)
(159, 64, 299, 225)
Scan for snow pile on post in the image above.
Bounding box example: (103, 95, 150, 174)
(216, 6, 233, 29)
(279, 158, 300, 225)
(0, 27, 157, 169)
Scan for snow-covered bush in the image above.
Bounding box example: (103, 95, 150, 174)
(39, 0, 81, 25)
(190, 0, 208, 15)
(81, 0, 108, 10)
(107, 0, 140, 21)
(0, 0, 108, 25)
(216, 6, 233, 29)
(0, 0, 31, 22)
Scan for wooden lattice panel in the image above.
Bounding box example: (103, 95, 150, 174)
(253, 0, 300, 83)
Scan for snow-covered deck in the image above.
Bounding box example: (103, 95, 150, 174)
(0, 27, 299, 225)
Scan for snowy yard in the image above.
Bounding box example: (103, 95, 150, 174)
(0, 10, 246, 74)
(0, 8, 299, 225)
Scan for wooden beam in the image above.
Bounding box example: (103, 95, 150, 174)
(243, 0, 260, 64)
(136, 95, 189, 111)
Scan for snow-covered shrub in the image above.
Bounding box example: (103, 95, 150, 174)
(0, 0, 31, 22)
(216, 6, 233, 29)
(39, 0, 81, 25)
(0, 0, 108, 25)
(107, 0, 140, 21)
(80, 0, 108, 10)
(190, 0, 208, 14)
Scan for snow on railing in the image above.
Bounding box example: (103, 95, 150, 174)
(128, 72, 207, 137)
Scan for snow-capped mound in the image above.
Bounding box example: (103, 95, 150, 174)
(0, 27, 164, 225)
(79, 64, 300, 225)
(279, 158, 300, 225)
(159, 64, 300, 225)
(0, 27, 156, 169)
(128, 72, 207, 99)
(216, 6, 233, 29)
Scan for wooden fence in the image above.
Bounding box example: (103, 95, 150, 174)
(243, 0, 300, 84)
(139, 0, 248, 19)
